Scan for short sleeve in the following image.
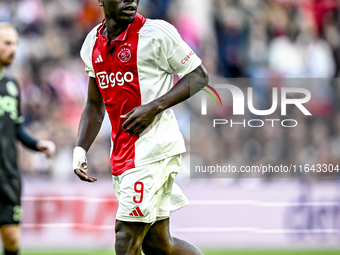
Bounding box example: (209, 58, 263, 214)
(80, 25, 100, 78)
(150, 20, 202, 79)
(167, 41, 202, 79)
(7, 79, 25, 124)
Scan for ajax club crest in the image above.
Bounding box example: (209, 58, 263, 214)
(118, 43, 132, 63)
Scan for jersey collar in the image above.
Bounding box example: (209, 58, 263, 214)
(97, 13, 145, 53)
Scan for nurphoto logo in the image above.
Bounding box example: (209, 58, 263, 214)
(199, 83, 312, 128)
(197, 82, 223, 106)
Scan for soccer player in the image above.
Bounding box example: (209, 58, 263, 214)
(0, 23, 56, 255)
(73, 0, 208, 254)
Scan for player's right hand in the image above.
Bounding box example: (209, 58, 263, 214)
(73, 146, 97, 183)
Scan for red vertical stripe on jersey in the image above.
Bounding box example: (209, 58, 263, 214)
(91, 14, 146, 175)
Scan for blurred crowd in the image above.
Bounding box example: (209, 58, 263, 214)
(1, 0, 340, 182)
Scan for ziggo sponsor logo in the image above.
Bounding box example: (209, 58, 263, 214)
(96, 71, 134, 89)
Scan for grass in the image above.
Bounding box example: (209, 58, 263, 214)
(21, 250, 340, 255)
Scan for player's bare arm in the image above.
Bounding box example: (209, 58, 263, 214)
(73, 77, 105, 183)
(121, 64, 208, 135)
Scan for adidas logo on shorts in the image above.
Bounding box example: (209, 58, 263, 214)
(129, 207, 144, 217)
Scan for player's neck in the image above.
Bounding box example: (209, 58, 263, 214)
(105, 17, 129, 42)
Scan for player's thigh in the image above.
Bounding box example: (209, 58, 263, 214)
(115, 220, 151, 250)
(142, 218, 173, 254)
(0, 224, 20, 246)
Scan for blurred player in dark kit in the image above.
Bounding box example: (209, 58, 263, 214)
(73, 0, 208, 254)
(0, 23, 56, 255)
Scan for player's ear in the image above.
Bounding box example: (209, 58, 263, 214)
(98, 0, 104, 6)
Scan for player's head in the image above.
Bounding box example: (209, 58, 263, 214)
(0, 23, 18, 67)
(0, 23, 18, 68)
(98, 0, 139, 25)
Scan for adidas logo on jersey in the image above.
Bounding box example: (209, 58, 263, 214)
(95, 55, 103, 63)
(129, 207, 144, 217)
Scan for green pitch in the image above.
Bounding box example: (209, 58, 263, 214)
(21, 250, 340, 255)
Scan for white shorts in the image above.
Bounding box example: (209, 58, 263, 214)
(112, 154, 189, 223)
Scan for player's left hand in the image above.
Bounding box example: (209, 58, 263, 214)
(37, 140, 56, 158)
(121, 104, 158, 135)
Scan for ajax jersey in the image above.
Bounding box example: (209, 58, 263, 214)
(80, 13, 202, 175)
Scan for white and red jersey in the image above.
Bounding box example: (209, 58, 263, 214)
(80, 13, 202, 175)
